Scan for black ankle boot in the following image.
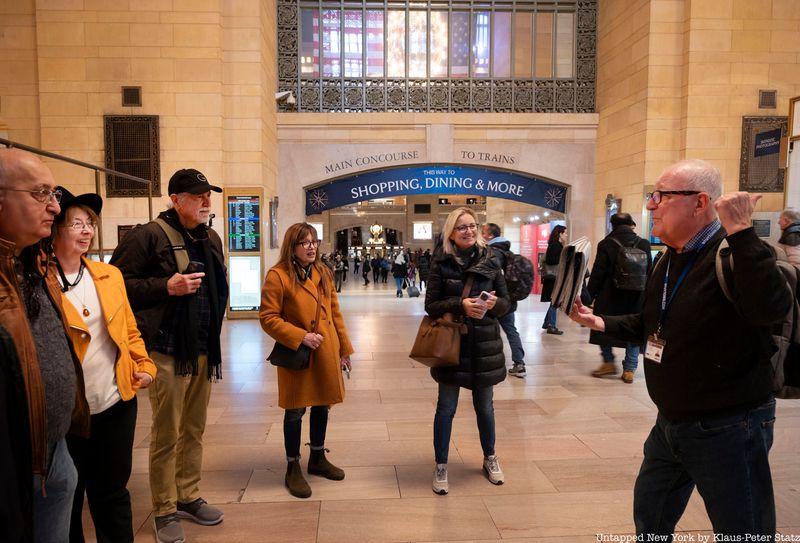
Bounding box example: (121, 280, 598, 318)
(285, 458, 312, 498)
(308, 448, 345, 480)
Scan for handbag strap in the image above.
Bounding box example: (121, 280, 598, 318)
(311, 286, 322, 333)
(461, 275, 475, 300)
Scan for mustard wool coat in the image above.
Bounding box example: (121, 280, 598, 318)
(259, 263, 354, 409)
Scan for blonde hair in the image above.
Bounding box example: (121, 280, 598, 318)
(275, 222, 330, 296)
(441, 207, 485, 257)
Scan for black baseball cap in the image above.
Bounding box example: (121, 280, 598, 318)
(55, 186, 103, 220)
(167, 168, 222, 195)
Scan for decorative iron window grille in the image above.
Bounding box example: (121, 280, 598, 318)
(278, 0, 596, 113)
(104, 115, 161, 197)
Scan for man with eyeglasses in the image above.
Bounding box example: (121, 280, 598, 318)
(0, 148, 90, 542)
(570, 159, 790, 539)
(110, 169, 229, 543)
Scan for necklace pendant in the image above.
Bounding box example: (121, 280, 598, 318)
(82, 307, 90, 317)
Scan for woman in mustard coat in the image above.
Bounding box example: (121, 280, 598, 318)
(259, 222, 354, 499)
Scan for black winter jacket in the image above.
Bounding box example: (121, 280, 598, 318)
(109, 210, 229, 349)
(587, 225, 652, 348)
(486, 238, 517, 313)
(540, 240, 563, 302)
(424, 245, 510, 389)
(603, 227, 790, 421)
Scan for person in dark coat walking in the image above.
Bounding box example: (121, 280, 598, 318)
(417, 249, 431, 290)
(361, 257, 371, 285)
(424, 207, 510, 496)
(540, 225, 567, 334)
(586, 213, 652, 383)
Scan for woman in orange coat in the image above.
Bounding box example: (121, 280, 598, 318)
(50, 187, 156, 543)
(259, 222, 354, 499)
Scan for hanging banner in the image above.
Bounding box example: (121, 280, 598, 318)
(305, 164, 568, 215)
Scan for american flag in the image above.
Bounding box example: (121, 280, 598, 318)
(302, 9, 384, 78)
(451, 12, 469, 77)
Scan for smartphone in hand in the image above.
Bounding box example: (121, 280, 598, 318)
(185, 260, 205, 274)
(479, 291, 491, 302)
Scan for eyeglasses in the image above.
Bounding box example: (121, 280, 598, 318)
(295, 240, 321, 249)
(3, 187, 62, 204)
(454, 223, 479, 233)
(64, 220, 96, 231)
(646, 190, 701, 205)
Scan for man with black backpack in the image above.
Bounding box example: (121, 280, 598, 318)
(482, 223, 530, 377)
(569, 159, 791, 539)
(586, 213, 651, 383)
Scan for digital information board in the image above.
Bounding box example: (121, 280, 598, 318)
(227, 195, 261, 252)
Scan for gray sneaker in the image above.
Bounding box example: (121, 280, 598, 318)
(508, 363, 526, 378)
(176, 497, 224, 526)
(483, 455, 505, 485)
(432, 463, 448, 495)
(154, 513, 185, 543)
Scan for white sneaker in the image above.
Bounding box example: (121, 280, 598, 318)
(483, 455, 504, 485)
(432, 463, 448, 495)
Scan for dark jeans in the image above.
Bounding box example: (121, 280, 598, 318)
(543, 304, 558, 329)
(634, 399, 776, 538)
(499, 311, 525, 364)
(33, 438, 77, 543)
(67, 397, 137, 543)
(284, 406, 329, 459)
(433, 384, 495, 464)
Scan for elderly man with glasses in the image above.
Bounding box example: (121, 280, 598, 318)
(0, 148, 90, 542)
(570, 159, 790, 539)
(110, 169, 229, 543)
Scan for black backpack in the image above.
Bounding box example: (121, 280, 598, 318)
(715, 240, 800, 399)
(504, 252, 534, 301)
(608, 236, 648, 291)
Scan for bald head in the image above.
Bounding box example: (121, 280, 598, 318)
(662, 159, 723, 203)
(0, 148, 60, 253)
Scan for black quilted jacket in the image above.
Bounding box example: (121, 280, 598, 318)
(424, 245, 510, 389)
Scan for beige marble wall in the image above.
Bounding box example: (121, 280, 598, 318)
(0, 0, 40, 145)
(596, 0, 800, 244)
(0, 0, 278, 257)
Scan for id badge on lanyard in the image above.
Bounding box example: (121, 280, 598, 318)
(648, 228, 716, 364)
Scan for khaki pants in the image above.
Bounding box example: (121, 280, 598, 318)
(148, 352, 212, 516)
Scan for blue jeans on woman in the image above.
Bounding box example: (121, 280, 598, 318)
(543, 304, 558, 329)
(600, 344, 640, 372)
(394, 276, 405, 294)
(433, 384, 495, 464)
(633, 398, 776, 538)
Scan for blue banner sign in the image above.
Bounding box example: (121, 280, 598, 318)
(753, 128, 782, 157)
(306, 164, 568, 215)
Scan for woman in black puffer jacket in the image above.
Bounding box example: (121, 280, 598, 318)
(424, 207, 510, 496)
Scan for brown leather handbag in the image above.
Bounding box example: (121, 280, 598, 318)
(409, 276, 474, 368)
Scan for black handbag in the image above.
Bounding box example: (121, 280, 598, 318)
(268, 288, 322, 370)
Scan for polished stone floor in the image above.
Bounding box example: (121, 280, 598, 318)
(88, 274, 800, 541)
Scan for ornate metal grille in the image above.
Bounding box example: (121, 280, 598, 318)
(278, 0, 596, 113)
(104, 115, 161, 197)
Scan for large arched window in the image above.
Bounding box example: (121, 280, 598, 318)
(278, 0, 596, 112)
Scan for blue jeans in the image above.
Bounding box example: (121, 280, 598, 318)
(433, 384, 495, 464)
(499, 311, 525, 364)
(634, 399, 776, 538)
(284, 406, 329, 460)
(394, 276, 404, 292)
(543, 304, 557, 329)
(33, 438, 77, 543)
(600, 344, 640, 371)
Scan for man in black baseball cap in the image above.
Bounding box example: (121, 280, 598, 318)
(110, 166, 228, 542)
(167, 169, 222, 196)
